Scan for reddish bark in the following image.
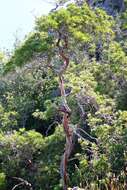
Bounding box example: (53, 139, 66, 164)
(57, 32, 73, 190)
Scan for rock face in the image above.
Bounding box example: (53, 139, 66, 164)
(87, 0, 94, 6)
(104, 0, 125, 13)
(87, 0, 125, 15)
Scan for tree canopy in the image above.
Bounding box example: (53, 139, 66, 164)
(0, 1, 127, 190)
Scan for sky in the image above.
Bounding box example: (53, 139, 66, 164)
(0, 0, 53, 51)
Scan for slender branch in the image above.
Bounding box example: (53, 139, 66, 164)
(46, 121, 59, 136)
(12, 182, 24, 190)
(12, 177, 33, 190)
(76, 128, 98, 144)
(77, 101, 86, 118)
(50, 3, 59, 12)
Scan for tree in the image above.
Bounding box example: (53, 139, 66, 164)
(1, 1, 127, 189)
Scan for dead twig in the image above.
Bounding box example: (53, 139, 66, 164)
(12, 177, 33, 190)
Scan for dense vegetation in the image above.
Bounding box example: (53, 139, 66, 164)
(0, 0, 127, 189)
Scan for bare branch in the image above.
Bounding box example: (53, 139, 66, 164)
(12, 177, 33, 190)
(46, 121, 59, 136)
(12, 182, 24, 190)
(76, 128, 98, 143)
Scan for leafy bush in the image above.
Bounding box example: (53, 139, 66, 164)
(0, 173, 6, 190)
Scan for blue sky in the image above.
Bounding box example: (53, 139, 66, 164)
(0, 0, 53, 51)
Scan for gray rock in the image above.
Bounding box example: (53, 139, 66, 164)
(87, 0, 125, 15)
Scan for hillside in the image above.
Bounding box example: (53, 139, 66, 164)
(0, 0, 127, 190)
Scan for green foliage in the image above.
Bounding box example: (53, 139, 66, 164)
(4, 2, 115, 72)
(0, 127, 64, 190)
(0, 173, 6, 190)
(1, 1, 127, 189)
(0, 52, 6, 75)
(4, 32, 53, 72)
(33, 100, 57, 121)
(0, 103, 18, 131)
